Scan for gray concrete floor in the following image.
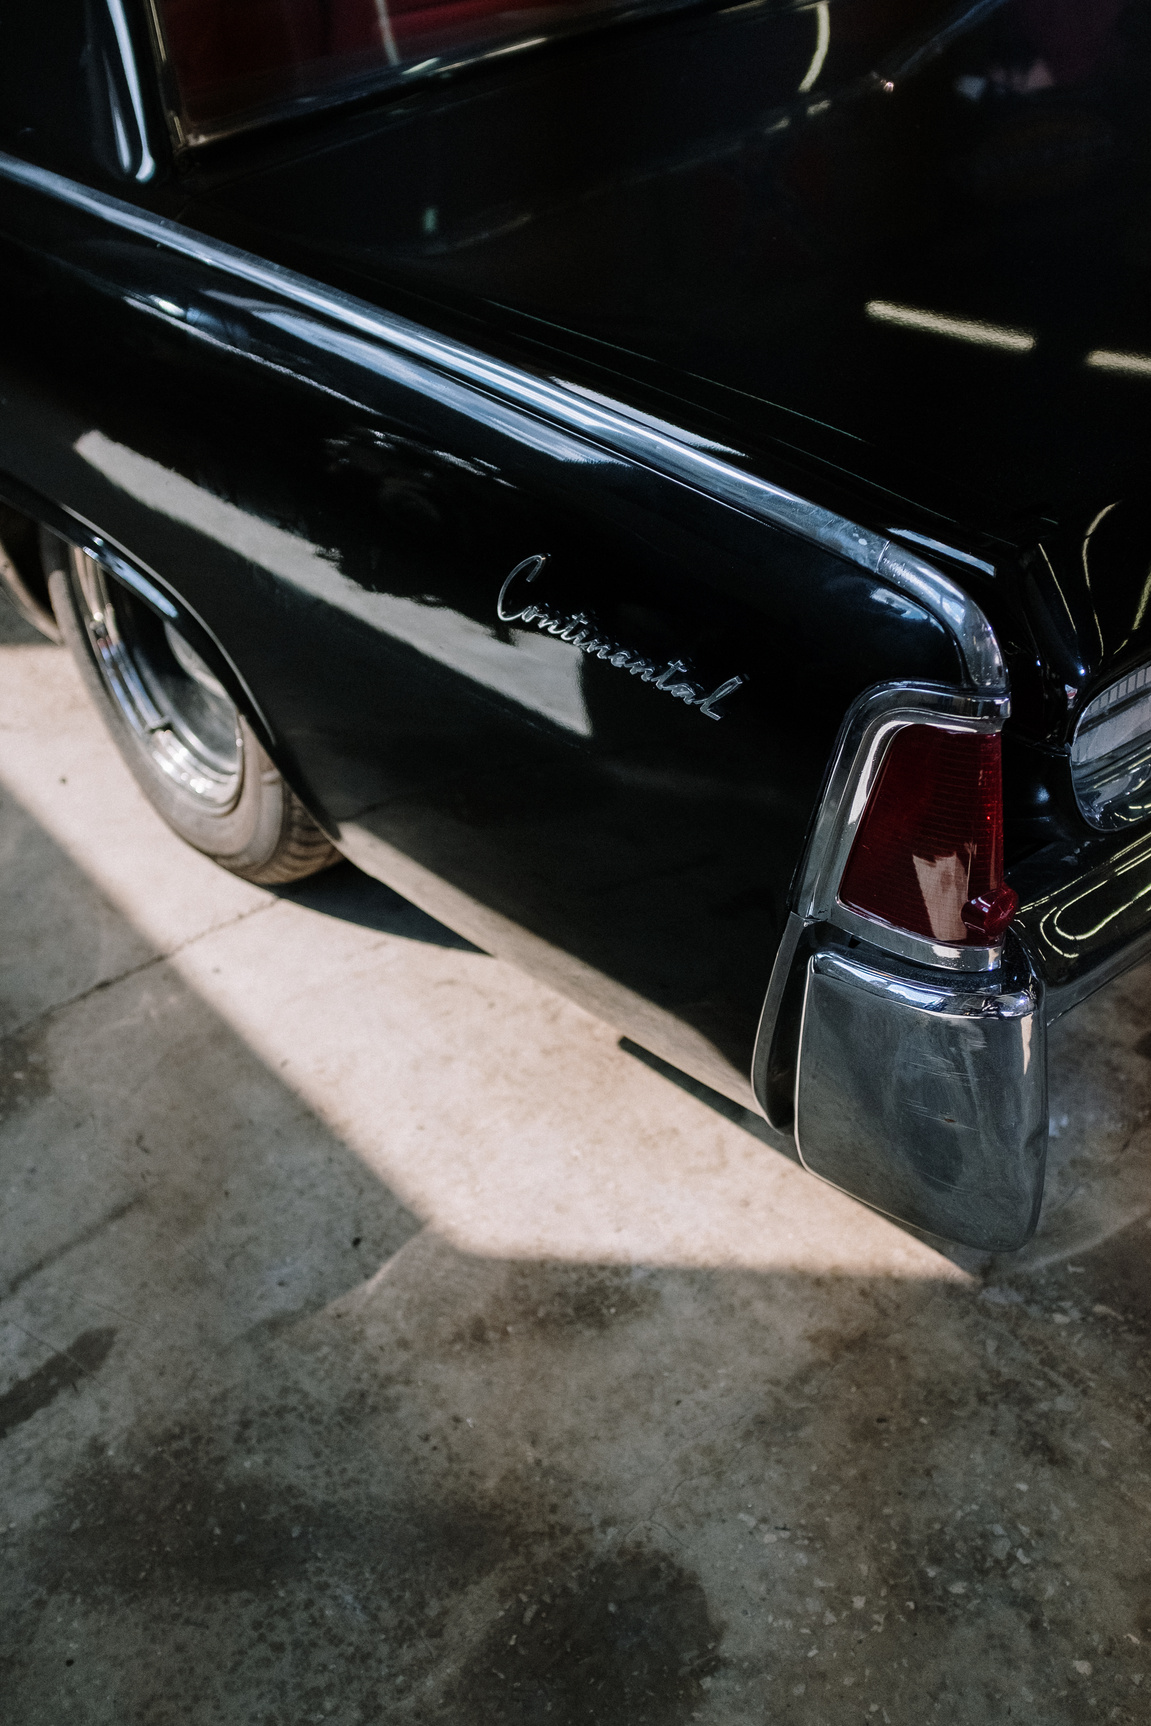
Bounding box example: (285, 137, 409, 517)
(2, 586, 1150, 1726)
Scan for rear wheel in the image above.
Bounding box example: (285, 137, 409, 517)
(50, 543, 338, 885)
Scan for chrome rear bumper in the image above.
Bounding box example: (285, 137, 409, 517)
(792, 945, 1047, 1251)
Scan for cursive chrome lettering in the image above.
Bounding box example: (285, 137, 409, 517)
(496, 553, 549, 621)
(698, 675, 747, 719)
(654, 660, 690, 691)
(496, 555, 748, 721)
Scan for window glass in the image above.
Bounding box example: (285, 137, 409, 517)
(155, 0, 658, 143)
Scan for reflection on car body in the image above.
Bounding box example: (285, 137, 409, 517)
(2, 0, 1150, 1250)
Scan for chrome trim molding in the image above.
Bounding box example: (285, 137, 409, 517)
(804, 947, 1038, 1026)
(874, 541, 1003, 691)
(0, 152, 1006, 694)
(104, 0, 156, 183)
(825, 900, 1002, 970)
(886, 527, 997, 579)
(87, 536, 178, 620)
(750, 910, 806, 1106)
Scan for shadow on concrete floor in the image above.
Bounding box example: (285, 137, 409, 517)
(619, 1035, 800, 1163)
(272, 860, 483, 951)
(4, 782, 1151, 1726)
(615, 1043, 998, 1277)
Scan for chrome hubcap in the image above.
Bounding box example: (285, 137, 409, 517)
(75, 551, 243, 810)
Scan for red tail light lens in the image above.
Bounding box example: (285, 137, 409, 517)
(838, 725, 1017, 947)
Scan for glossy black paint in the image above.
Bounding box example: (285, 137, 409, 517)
(177, 0, 1150, 531)
(0, 172, 963, 1102)
(2, 0, 1151, 1099)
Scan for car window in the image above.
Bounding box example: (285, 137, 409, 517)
(153, 0, 679, 145)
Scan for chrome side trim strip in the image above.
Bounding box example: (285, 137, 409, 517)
(0, 151, 1006, 694)
(874, 541, 1002, 691)
(886, 527, 997, 579)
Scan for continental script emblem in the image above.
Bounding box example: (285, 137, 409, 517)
(497, 556, 747, 721)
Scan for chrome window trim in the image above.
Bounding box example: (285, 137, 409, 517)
(103, 0, 157, 183)
(134, 0, 1014, 156)
(139, 0, 715, 152)
(0, 152, 1006, 695)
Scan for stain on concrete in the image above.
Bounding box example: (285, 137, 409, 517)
(27, 1404, 516, 1611)
(448, 1263, 661, 1353)
(11, 1368, 722, 1726)
(34, 1425, 320, 1598)
(0, 1328, 116, 1440)
(7, 644, 1151, 1725)
(451, 1549, 722, 1726)
(1068, 1213, 1151, 1331)
(0, 1018, 52, 1123)
(7, 1246, 1151, 1725)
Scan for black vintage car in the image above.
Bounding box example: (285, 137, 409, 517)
(2, 0, 1149, 1252)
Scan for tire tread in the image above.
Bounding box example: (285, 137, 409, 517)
(231, 786, 340, 885)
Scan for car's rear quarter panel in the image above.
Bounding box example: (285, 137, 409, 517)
(1, 165, 962, 1103)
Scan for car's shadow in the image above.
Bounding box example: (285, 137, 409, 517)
(275, 865, 801, 1158)
(271, 859, 483, 952)
(618, 1035, 800, 1162)
(7, 747, 1151, 1726)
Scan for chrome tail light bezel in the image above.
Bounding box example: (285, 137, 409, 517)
(794, 681, 1012, 975)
